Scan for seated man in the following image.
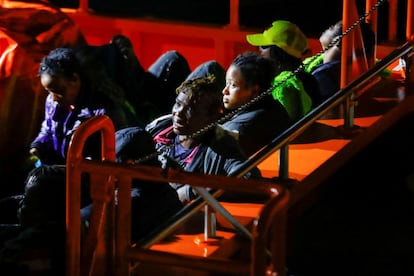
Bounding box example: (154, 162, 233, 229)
(146, 75, 261, 204)
(303, 20, 376, 99)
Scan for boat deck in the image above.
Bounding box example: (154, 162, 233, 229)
(131, 67, 414, 275)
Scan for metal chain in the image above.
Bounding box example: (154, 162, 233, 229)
(133, 0, 387, 166)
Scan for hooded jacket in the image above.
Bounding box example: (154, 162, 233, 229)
(145, 115, 262, 202)
(221, 94, 291, 157)
(30, 89, 130, 165)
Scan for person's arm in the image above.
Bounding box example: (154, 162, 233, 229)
(29, 94, 57, 158)
(272, 72, 312, 121)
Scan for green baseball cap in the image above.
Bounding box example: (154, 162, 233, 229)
(246, 20, 309, 59)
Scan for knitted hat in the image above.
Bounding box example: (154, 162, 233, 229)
(115, 127, 156, 163)
(246, 20, 309, 59)
(186, 60, 226, 90)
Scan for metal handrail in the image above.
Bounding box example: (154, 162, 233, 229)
(138, 40, 414, 248)
(235, 41, 414, 179)
(65, 115, 289, 275)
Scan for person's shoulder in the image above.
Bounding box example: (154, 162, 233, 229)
(205, 125, 247, 157)
(303, 54, 324, 73)
(145, 114, 172, 135)
(312, 60, 340, 75)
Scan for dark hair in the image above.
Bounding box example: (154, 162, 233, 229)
(330, 20, 375, 59)
(38, 47, 80, 78)
(231, 51, 276, 92)
(332, 20, 343, 39)
(268, 45, 303, 75)
(19, 165, 66, 226)
(110, 34, 133, 49)
(176, 75, 223, 116)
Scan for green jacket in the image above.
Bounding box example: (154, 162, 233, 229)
(271, 71, 313, 122)
(303, 54, 324, 73)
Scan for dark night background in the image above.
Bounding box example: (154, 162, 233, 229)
(49, 0, 408, 43)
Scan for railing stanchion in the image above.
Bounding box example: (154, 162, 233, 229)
(279, 145, 289, 181)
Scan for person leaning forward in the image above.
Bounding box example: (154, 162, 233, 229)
(145, 75, 261, 205)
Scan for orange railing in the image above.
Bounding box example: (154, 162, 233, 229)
(66, 115, 290, 276)
(74, 0, 413, 42)
(63, 1, 414, 275)
(63, 0, 413, 70)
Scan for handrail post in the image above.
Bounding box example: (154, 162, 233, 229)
(388, 0, 398, 42)
(204, 205, 217, 240)
(278, 145, 289, 180)
(228, 0, 240, 30)
(343, 96, 355, 129)
(66, 115, 116, 276)
(341, 0, 356, 130)
(78, 0, 89, 13)
(408, 0, 414, 41)
(366, 0, 378, 66)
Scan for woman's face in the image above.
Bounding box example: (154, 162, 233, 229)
(40, 72, 80, 107)
(222, 65, 258, 110)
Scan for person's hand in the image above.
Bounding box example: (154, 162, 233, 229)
(176, 186, 191, 205)
(29, 148, 39, 156)
(27, 148, 41, 168)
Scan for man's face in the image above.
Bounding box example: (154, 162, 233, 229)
(172, 91, 212, 135)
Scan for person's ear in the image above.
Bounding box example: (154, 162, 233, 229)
(251, 84, 261, 96)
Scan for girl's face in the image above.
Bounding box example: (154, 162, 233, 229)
(222, 65, 259, 110)
(40, 72, 80, 107)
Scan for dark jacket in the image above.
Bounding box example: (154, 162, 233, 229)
(145, 115, 262, 202)
(0, 222, 65, 275)
(221, 94, 291, 157)
(311, 60, 341, 100)
(79, 126, 183, 243)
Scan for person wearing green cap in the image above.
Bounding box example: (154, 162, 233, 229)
(302, 20, 343, 104)
(246, 20, 320, 122)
